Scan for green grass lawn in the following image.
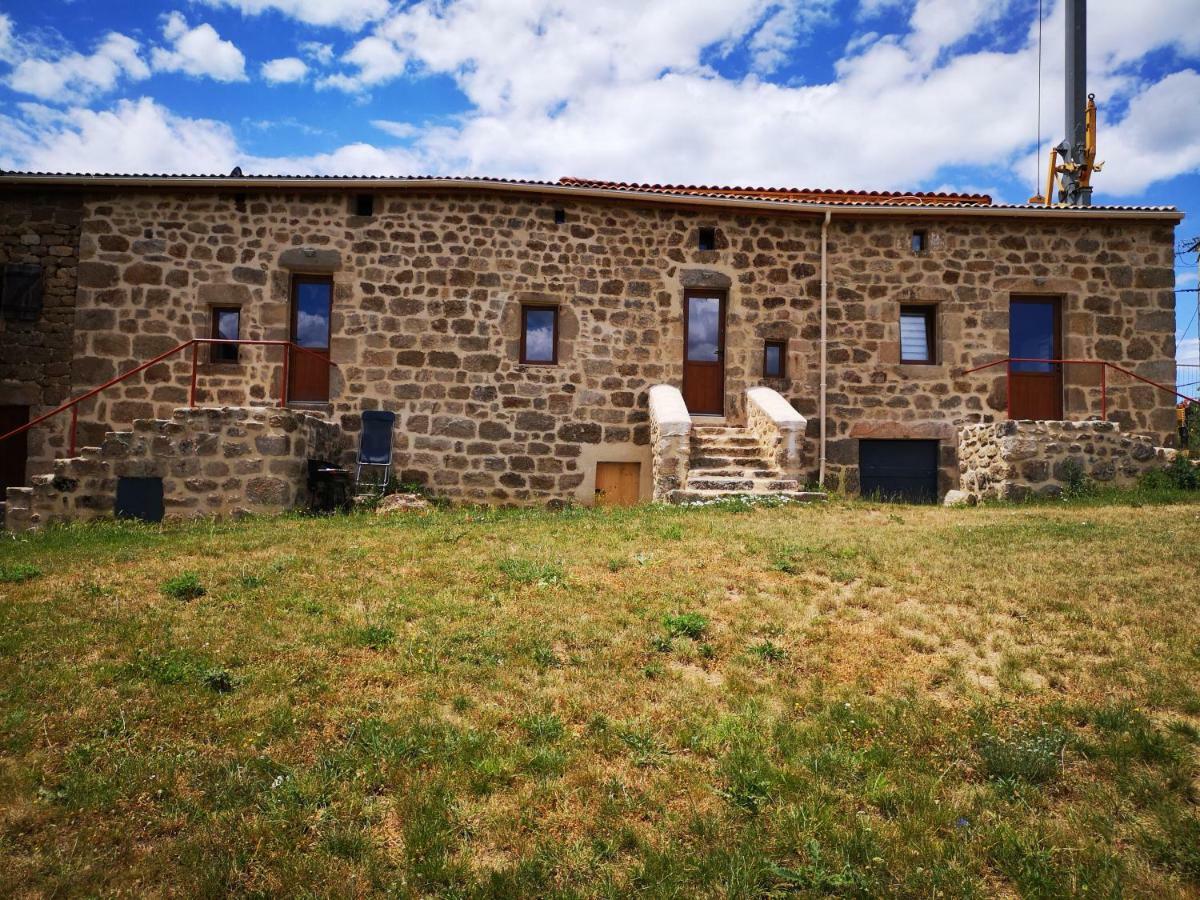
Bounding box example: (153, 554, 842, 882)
(1, 493, 1199, 897)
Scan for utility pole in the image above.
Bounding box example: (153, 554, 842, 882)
(1058, 0, 1091, 205)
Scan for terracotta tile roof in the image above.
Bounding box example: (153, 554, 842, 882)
(557, 177, 994, 207)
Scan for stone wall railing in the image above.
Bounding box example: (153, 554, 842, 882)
(648, 384, 691, 501)
(956, 419, 1173, 502)
(4, 406, 343, 532)
(746, 386, 807, 479)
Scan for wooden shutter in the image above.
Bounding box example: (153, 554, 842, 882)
(2, 264, 44, 322)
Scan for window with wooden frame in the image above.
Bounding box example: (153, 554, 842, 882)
(911, 229, 928, 253)
(520, 305, 559, 365)
(899, 305, 936, 364)
(763, 339, 787, 378)
(210, 307, 241, 363)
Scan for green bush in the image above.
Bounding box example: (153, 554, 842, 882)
(1139, 455, 1200, 491)
(161, 572, 205, 601)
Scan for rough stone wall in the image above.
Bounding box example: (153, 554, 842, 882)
(648, 384, 691, 500)
(4, 406, 342, 532)
(35, 186, 1179, 503)
(745, 386, 807, 479)
(957, 420, 1172, 502)
(0, 189, 82, 476)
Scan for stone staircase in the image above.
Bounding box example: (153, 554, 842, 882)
(667, 424, 825, 504)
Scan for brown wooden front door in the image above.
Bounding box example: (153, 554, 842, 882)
(683, 291, 725, 415)
(289, 275, 333, 402)
(0, 405, 29, 492)
(595, 461, 640, 507)
(1009, 296, 1063, 420)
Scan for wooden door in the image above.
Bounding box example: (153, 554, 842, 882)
(0, 405, 28, 492)
(1009, 297, 1063, 420)
(683, 291, 725, 415)
(595, 462, 640, 507)
(289, 276, 333, 402)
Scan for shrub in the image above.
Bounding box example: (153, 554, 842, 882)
(1060, 459, 1095, 498)
(1140, 455, 1199, 491)
(0, 563, 41, 583)
(663, 612, 709, 640)
(161, 572, 205, 601)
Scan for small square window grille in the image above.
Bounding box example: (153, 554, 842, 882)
(553, 208, 567, 224)
(698, 227, 716, 251)
(354, 194, 375, 217)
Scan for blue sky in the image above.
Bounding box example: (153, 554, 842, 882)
(0, 0, 1197, 374)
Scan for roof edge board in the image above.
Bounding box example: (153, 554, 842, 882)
(0, 173, 1184, 221)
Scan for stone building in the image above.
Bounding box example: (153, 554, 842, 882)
(0, 171, 1183, 517)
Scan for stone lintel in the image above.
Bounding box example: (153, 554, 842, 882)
(279, 248, 342, 272)
(850, 420, 958, 441)
(679, 269, 732, 290)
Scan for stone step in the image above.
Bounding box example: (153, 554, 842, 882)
(686, 476, 800, 492)
(691, 454, 768, 469)
(688, 467, 780, 478)
(666, 489, 827, 504)
(692, 437, 761, 450)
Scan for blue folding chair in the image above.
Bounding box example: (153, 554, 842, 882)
(355, 410, 396, 494)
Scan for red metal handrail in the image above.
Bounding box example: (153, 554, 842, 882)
(0, 338, 337, 456)
(963, 357, 1196, 420)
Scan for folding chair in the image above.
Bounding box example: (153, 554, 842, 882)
(355, 410, 396, 494)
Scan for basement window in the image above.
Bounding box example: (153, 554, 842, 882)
(210, 307, 241, 363)
(1, 264, 43, 322)
(698, 227, 716, 251)
(354, 194, 375, 217)
(763, 340, 787, 378)
(911, 229, 928, 252)
(900, 305, 936, 364)
(553, 208, 567, 224)
(520, 305, 559, 365)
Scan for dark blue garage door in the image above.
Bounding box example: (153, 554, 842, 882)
(859, 440, 939, 504)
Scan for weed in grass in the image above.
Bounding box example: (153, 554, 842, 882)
(0, 563, 42, 583)
(749, 639, 788, 663)
(531, 644, 562, 669)
(642, 662, 663, 679)
(354, 624, 396, 650)
(618, 727, 666, 768)
(203, 668, 235, 694)
(498, 557, 566, 587)
(161, 572, 205, 601)
(522, 713, 566, 745)
(237, 572, 266, 589)
(976, 722, 1067, 784)
(663, 612, 709, 640)
(649, 634, 673, 653)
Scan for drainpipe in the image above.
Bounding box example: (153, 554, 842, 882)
(819, 210, 831, 487)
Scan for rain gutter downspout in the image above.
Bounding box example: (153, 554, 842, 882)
(819, 209, 831, 488)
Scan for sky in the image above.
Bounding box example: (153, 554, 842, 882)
(0, 0, 1198, 376)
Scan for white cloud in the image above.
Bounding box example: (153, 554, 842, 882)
(0, 13, 17, 64)
(261, 57, 308, 83)
(372, 119, 419, 139)
(151, 12, 247, 82)
(1096, 70, 1200, 194)
(300, 41, 335, 66)
(196, 0, 389, 30)
(7, 31, 150, 102)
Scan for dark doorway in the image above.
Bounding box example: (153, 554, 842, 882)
(289, 275, 333, 402)
(859, 440, 940, 504)
(1009, 297, 1063, 420)
(682, 291, 725, 415)
(0, 405, 28, 493)
(115, 476, 164, 523)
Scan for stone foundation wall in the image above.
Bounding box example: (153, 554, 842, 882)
(0, 184, 1178, 504)
(648, 385, 690, 500)
(0, 189, 82, 477)
(4, 406, 342, 532)
(957, 420, 1172, 502)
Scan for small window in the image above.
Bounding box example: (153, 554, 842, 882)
(234, 193, 247, 213)
(899, 305, 936, 364)
(553, 208, 567, 224)
(354, 194, 375, 217)
(1, 264, 43, 321)
(698, 227, 716, 251)
(763, 340, 787, 378)
(211, 307, 241, 363)
(911, 229, 927, 252)
(520, 305, 558, 365)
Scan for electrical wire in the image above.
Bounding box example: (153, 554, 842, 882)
(1035, 0, 1043, 197)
